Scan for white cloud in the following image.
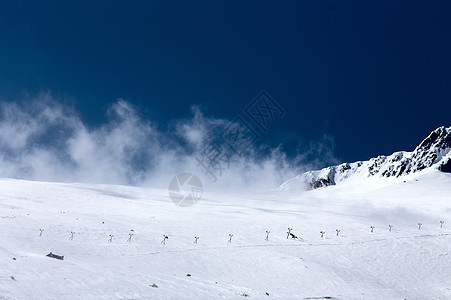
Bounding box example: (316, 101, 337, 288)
(0, 92, 338, 194)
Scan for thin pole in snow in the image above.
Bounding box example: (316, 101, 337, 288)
(287, 228, 292, 239)
(127, 233, 133, 242)
(161, 235, 168, 244)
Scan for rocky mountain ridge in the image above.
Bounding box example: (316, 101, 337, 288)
(280, 126, 451, 190)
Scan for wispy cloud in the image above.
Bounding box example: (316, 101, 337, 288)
(0, 92, 339, 193)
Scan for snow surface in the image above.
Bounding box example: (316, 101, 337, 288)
(1, 169, 451, 299)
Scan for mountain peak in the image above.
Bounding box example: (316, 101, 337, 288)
(415, 126, 451, 152)
(280, 126, 451, 191)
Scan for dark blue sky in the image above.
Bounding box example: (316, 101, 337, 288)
(0, 1, 450, 166)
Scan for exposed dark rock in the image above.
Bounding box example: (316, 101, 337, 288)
(46, 252, 64, 260)
(311, 177, 334, 189)
(438, 159, 451, 173)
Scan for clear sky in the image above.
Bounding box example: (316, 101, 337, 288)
(0, 1, 450, 171)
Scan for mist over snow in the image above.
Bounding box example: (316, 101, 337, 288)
(0, 92, 338, 193)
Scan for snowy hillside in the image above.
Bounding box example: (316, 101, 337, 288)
(1, 168, 451, 299)
(280, 126, 451, 191)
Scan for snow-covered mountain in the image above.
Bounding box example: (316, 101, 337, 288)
(1, 169, 451, 299)
(280, 126, 451, 191)
(1, 127, 450, 299)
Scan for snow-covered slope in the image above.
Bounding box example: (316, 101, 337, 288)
(1, 168, 451, 299)
(280, 126, 451, 191)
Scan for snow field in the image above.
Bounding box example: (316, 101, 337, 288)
(1, 171, 450, 299)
